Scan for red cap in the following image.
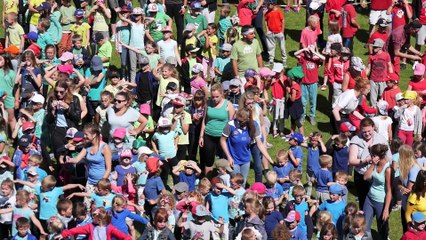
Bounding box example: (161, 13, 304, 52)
(22, 122, 35, 131)
(146, 157, 162, 173)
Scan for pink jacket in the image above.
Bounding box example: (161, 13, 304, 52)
(61, 223, 132, 240)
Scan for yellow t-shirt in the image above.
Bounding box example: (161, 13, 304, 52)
(203, 35, 218, 59)
(406, 193, 426, 222)
(70, 22, 91, 47)
(6, 23, 24, 49)
(93, 10, 110, 32)
(29, 0, 44, 26)
(155, 77, 179, 107)
(168, 111, 192, 145)
(4, 0, 18, 14)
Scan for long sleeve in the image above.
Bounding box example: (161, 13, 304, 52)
(125, 210, 148, 224)
(62, 224, 92, 238)
(109, 225, 132, 240)
(414, 107, 422, 135)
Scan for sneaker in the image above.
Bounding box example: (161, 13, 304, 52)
(321, 84, 327, 91)
(266, 142, 273, 148)
(392, 205, 401, 212)
(310, 118, 316, 126)
(268, 61, 274, 66)
(111, 34, 116, 42)
(284, 6, 291, 12)
(400, 62, 407, 70)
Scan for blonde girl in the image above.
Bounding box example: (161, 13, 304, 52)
(240, 198, 267, 240)
(344, 213, 371, 239)
(47, 216, 65, 239)
(316, 211, 332, 239)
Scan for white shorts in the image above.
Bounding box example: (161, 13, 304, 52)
(417, 25, 426, 45)
(369, 10, 390, 26)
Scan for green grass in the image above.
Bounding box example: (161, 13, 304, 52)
(0, 3, 409, 239)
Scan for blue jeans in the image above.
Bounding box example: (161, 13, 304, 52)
(343, 37, 353, 51)
(232, 162, 250, 186)
(363, 195, 389, 240)
(250, 143, 263, 183)
(301, 83, 318, 121)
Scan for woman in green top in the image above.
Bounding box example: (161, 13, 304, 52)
(199, 83, 235, 176)
(0, 54, 16, 133)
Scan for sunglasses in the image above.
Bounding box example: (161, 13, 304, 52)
(115, 99, 125, 104)
(55, 90, 65, 94)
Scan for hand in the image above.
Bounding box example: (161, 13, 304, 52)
(382, 210, 389, 221)
(179, 7, 185, 15)
(173, 113, 182, 121)
(92, 4, 99, 10)
(182, 212, 189, 218)
(216, 182, 225, 189)
(49, 166, 55, 172)
(66, 193, 74, 199)
(253, 8, 259, 14)
(128, 128, 138, 136)
(51, 100, 58, 108)
(54, 235, 63, 239)
(126, 173, 133, 181)
(228, 157, 234, 167)
(201, 0, 207, 5)
(61, 102, 70, 110)
(218, 216, 224, 225)
(77, 184, 85, 190)
(199, 137, 204, 147)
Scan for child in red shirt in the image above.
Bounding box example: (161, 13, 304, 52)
(264, 0, 287, 66)
(367, 18, 390, 54)
(382, 73, 401, 113)
(271, 63, 286, 138)
(237, 0, 255, 26)
(285, 66, 304, 135)
(330, 47, 351, 103)
(340, 0, 360, 51)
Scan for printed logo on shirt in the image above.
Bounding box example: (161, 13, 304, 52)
(243, 45, 253, 54)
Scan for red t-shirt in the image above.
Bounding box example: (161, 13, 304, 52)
(370, 0, 392, 10)
(299, 56, 322, 85)
(330, 58, 350, 84)
(237, 0, 255, 26)
(368, 31, 389, 44)
(419, 0, 426, 24)
(265, 8, 284, 33)
(300, 27, 317, 48)
(368, 51, 391, 81)
(409, 79, 426, 104)
(341, 4, 358, 38)
(271, 79, 286, 99)
(326, 0, 345, 21)
(392, 5, 412, 29)
(291, 82, 302, 100)
(382, 86, 401, 110)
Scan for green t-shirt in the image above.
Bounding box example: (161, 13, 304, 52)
(33, 109, 45, 138)
(0, 69, 16, 109)
(184, 14, 207, 44)
(98, 41, 112, 67)
(148, 12, 171, 42)
(230, 39, 262, 76)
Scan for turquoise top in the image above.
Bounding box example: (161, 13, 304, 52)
(368, 162, 390, 203)
(205, 100, 229, 137)
(85, 68, 107, 101)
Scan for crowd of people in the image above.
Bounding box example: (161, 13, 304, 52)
(1, 0, 426, 239)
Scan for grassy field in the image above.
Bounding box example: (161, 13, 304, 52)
(0, 2, 410, 239)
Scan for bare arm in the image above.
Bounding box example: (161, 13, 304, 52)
(102, 145, 112, 179)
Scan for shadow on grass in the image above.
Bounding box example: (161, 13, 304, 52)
(285, 28, 302, 43)
(355, 28, 370, 45)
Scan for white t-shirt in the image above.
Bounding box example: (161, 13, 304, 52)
(107, 107, 141, 143)
(157, 40, 177, 61)
(399, 106, 417, 132)
(332, 89, 361, 114)
(372, 116, 393, 141)
(325, 33, 343, 54)
(183, 220, 218, 239)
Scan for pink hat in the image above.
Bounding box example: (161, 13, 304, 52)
(59, 52, 74, 62)
(119, 149, 133, 159)
(259, 67, 275, 77)
(112, 128, 127, 139)
(414, 63, 425, 76)
(139, 104, 151, 115)
(57, 64, 74, 75)
(248, 182, 266, 195)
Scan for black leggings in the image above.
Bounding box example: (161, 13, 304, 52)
(160, 156, 178, 187)
(354, 171, 372, 209)
(200, 134, 223, 170)
(165, 3, 184, 43)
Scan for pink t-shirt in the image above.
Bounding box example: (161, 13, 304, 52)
(300, 27, 317, 48)
(191, 77, 207, 95)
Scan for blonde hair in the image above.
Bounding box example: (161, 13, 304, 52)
(399, 145, 419, 182)
(113, 195, 127, 208)
(16, 190, 30, 205)
(307, 15, 319, 26)
(335, 171, 349, 181)
(41, 175, 57, 189)
(319, 155, 332, 168)
(97, 178, 112, 191)
(29, 154, 42, 165)
(47, 216, 64, 234)
(316, 211, 332, 231)
(276, 149, 289, 162)
(197, 177, 212, 192)
(244, 198, 265, 220)
(265, 170, 277, 184)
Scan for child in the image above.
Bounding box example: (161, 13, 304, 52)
(36, 18, 55, 58)
(60, 207, 132, 240)
(340, 0, 360, 51)
(73, 202, 92, 240)
(366, 38, 394, 106)
(95, 91, 114, 141)
(342, 202, 358, 235)
(229, 173, 246, 235)
(172, 160, 201, 192)
(114, 149, 136, 187)
(68, 178, 115, 209)
(395, 90, 422, 144)
(188, 90, 206, 161)
(273, 150, 294, 193)
(0, 178, 15, 238)
(285, 67, 304, 135)
(214, 159, 232, 187)
(85, 56, 107, 120)
(145, 3, 172, 43)
(329, 47, 351, 102)
(133, 146, 152, 206)
(319, 223, 337, 240)
(334, 171, 349, 203)
(157, 26, 181, 66)
(214, 43, 233, 83)
(12, 135, 39, 180)
(227, 78, 243, 110)
(401, 212, 426, 239)
(284, 210, 305, 239)
(372, 100, 393, 141)
(190, 63, 209, 96)
(47, 215, 65, 239)
(288, 132, 304, 171)
(271, 63, 286, 138)
(301, 132, 326, 198)
(263, 196, 284, 240)
(184, 2, 207, 41)
(59, 0, 76, 55)
(239, 198, 268, 240)
(115, 5, 131, 81)
(12, 217, 38, 240)
(109, 195, 148, 237)
(368, 18, 389, 55)
(264, 170, 284, 206)
(283, 185, 312, 239)
(201, 23, 218, 81)
(316, 211, 332, 239)
(144, 156, 166, 217)
(153, 63, 180, 108)
(109, 128, 132, 163)
(391, 138, 404, 211)
(313, 155, 333, 204)
(104, 68, 135, 96)
(24, 156, 47, 182)
(264, 0, 287, 66)
(323, 21, 342, 56)
(70, 9, 91, 49)
(313, 184, 346, 233)
(382, 73, 401, 131)
(140, 208, 174, 239)
(330, 133, 350, 175)
(5, 12, 24, 52)
(344, 213, 372, 239)
(178, 204, 224, 239)
(55, 199, 73, 230)
(218, 5, 232, 46)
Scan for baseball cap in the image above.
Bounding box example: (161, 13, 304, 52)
(184, 23, 196, 32)
(412, 212, 426, 223)
(19, 134, 32, 148)
(171, 97, 186, 107)
(248, 182, 266, 195)
(230, 78, 241, 87)
(146, 156, 162, 173)
(120, 5, 131, 12)
(192, 63, 204, 74)
(119, 149, 133, 159)
(165, 56, 178, 66)
(138, 146, 153, 157)
(194, 205, 210, 217)
(73, 132, 84, 142)
(158, 117, 172, 127)
(65, 127, 78, 138)
(139, 56, 150, 66)
(139, 103, 151, 115)
(414, 63, 425, 76)
(351, 56, 365, 72)
(94, 32, 105, 42)
(386, 72, 399, 82)
(3, 45, 20, 55)
(284, 210, 301, 222)
(272, 63, 284, 73)
(26, 167, 39, 176)
(329, 184, 344, 195)
(403, 90, 417, 100)
(161, 26, 173, 33)
(222, 81, 230, 91)
(185, 44, 200, 53)
(289, 132, 304, 144)
(259, 67, 275, 77)
(377, 18, 388, 27)
(309, 1, 320, 10)
(340, 121, 357, 133)
(24, 32, 38, 41)
(244, 68, 258, 78)
(173, 182, 189, 193)
(220, 43, 232, 52)
(59, 52, 74, 62)
(372, 38, 385, 48)
(74, 9, 84, 18)
(22, 122, 35, 132)
(91, 56, 103, 71)
(287, 66, 304, 79)
(147, 3, 158, 12)
(377, 100, 389, 115)
(395, 92, 404, 101)
(30, 93, 45, 104)
(133, 138, 146, 149)
(113, 128, 127, 139)
(214, 159, 233, 172)
(57, 64, 74, 75)
(36, 2, 51, 11)
(132, 7, 143, 15)
(190, 1, 202, 9)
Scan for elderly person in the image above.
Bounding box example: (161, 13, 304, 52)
(349, 118, 391, 209)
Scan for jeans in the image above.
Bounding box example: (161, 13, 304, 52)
(343, 37, 353, 51)
(265, 32, 287, 66)
(252, 9, 268, 56)
(354, 171, 371, 209)
(250, 143, 263, 183)
(232, 162, 250, 186)
(120, 47, 130, 81)
(363, 196, 389, 240)
(301, 83, 318, 121)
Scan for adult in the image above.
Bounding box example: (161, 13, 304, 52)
(388, 20, 422, 75)
(45, 79, 82, 160)
(199, 83, 235, 176)
(348, 118, 391, 209)
(200, 0, 217, 24)
(249, 0, 268, 59)
(407, 63, 426, 108)
(238, 91, 268, 183)
(362, 143, 392, 240)
(106, 91, 147, 145)
(231, 25, 263, 78)
(406, 170, 426, 230)
(163, 0, 187, 43)
(412, 0, 426, 50)
(68, 123, 112, 207)
(220, 108, 273, 185)
(0, 54, 17, 133)
(332, 77, 370, 133)
(362, 0, 392, 33)
(398, 145, 423, 233)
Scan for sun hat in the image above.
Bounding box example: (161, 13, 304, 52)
(214, 159, 233, 172)
(57, 65, 74, 75)
(174, 182, 189, 192)
(229, 78, 242, 87)
(133, 138, 146, 149)
(158, 117, 172, 127)
(3, 45, 20, 55)
(372, 38, 385, 48)
(248, 182, 267, 195)
(192, 63, 204, 74)
(220, 43, 232, 52)
(414, 63, 425, 76)
(193, 205, 210, 217)
(351, 56, 365, 72)
(412, 212, 426, 223)
(146, 156, 162, 173)
(329, 184, 344, 195)
(147, 3, 158, 12)
(287, 66, 304, 79)
(259, 67, 275, 77)
(138, 146, 153, 157)
(272, 63, 284, 73)
(403, 90, 417, 100)
(132, 7, 143, 15)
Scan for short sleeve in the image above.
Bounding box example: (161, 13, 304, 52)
(222, 123, 231, 137)
(156, 177, 165, 191)
(407, 193, 417, 205)
(184, 112, 192, 125)
(318, 202, 326, 211)
(230, 43, 239, 60)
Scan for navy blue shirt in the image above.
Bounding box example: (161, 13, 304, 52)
(144, 175, 164, 200)
(332, 145, 349, 173)
(179, 172, 197, 192)
(314, 168, 333, 193)
(265, 211, 284, 239)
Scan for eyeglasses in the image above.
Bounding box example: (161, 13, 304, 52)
(114, 99, 125, 104)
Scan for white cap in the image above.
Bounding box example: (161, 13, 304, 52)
(272, 63, 284, 73)
(147, 3, 158, 12)
(158, 117, 172, 127)
(377, 100, 389, 115)
(30, 93, 45, 104)
(220, 43, 232, 52)
(138, 146, 153, 158)
(192, 63, 204, 74)
(309, 1, 320, 10)
(222, 81, 231, 91)
(229, 78, 242, 87)
(395, 92, 404, 101)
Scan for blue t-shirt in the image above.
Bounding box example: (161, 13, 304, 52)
(265, 183, 283, 201)
(294, 201, 309, 236)
(214, 56, 232, 81)
(85, 68, 107, 101)
(206, 191, 232, 223)
(332, 145, 349, 173)
(144, 175, 164, 201)
(22, 166, 47, 182)
(12, 207, 34, 236)
(85, 143, 107, 185)
(306, 144, 321, 173)
(318, 200, 346, 227)
(114, 165, 136, 186)
(289, 226, 307, 240)
(290, 146, 303, 171)
(90, 193, 116, 208)
(34, 186, 63, 220)
(265, 211, 283, 239)
(152, 131, 178, 159)
(392, 153, 400, 177)
(179, 172, 197, 192)
(314, 169, 333, 193)
(133, 161, 148, 185)
(273, 164, 294, 191)
(109, 208, 148, 234)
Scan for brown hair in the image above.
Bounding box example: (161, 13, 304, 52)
(328, 20, 340, 35)
(16, 217, 30, 229)
(73, 202, 87, 218)
(335, 171, 349, 181)
(92, 207, 111, 225)
(57, 199, 72, 213)
(53, 79, 74, 104)
(272, 223, 292, 240)
(97, 178, 112, 191)
(231, 173, 244, 185)
(359, 117, 375, 128)
(334, 133, 348, 145)
(320, 223, 337, 239)
(354, 78, 370, 92)
(236, 108, 256, 141)
(154, 208, 169, 225)
(244, 198, 265, 220)
(319, 155, 332, 168)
